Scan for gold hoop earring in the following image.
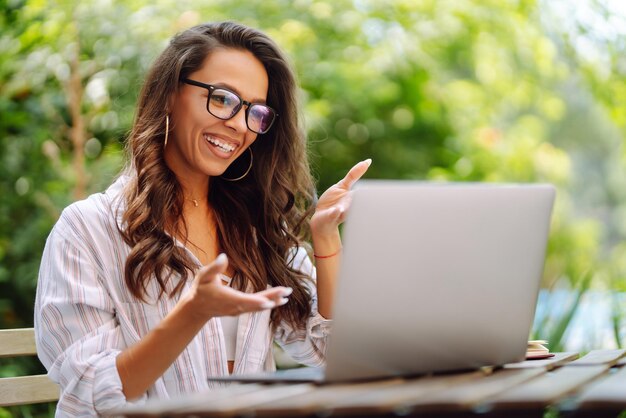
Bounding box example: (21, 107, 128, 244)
(164, 114, 170, 148)
(221, 148, 253, 182)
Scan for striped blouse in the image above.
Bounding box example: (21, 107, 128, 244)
(34, 177, 331, 417)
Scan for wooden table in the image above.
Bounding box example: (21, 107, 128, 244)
(111, 350, 626, 418)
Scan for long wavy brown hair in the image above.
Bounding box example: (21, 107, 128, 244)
(118, 22, 316, 329)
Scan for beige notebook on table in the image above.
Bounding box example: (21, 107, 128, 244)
(526, 340, 554, 359)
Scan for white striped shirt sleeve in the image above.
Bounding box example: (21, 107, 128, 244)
(273, 247, 332, 366)
(34, 206, 146, 417)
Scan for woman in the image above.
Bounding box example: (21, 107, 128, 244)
(34, 21, 370, 416)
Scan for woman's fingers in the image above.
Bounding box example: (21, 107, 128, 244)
(213, 286, 275, 312)
(335, 205, 347, 223)
(232, 292, 278, 311)
(257, 286, 292, 298)
(224, 286, 294, 312)
(193, 255, 295, 315)
(221, 286, 292, 314)
(337, 158, 372, 189)
(196, 253, 229, 285)
(208, 281, 293, 315)
(257, 286, 293, 307)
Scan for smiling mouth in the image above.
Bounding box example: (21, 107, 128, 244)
(204, 134, 236, 153)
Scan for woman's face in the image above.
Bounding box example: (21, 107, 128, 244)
(166, 48, 269, 182)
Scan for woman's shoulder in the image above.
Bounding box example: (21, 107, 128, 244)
(54, 176, 128, 241)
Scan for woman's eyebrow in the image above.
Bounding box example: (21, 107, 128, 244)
(212, 81, 267, 104)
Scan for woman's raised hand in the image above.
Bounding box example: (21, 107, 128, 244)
(184, 254, 291, 320)
(310, 159, 371, 237)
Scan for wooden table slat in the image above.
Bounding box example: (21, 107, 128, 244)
(255, 371, 487, 417)
(488, 364, 609, 410)
(573, 365, 626, 411)
(569, 349, 626, 366)
(326, 371, 486, 416)
(252, 379, 405, 417)
(183, 383, 317, 417)
(504, 352, 579, 370)
(403, 368, 547, 413)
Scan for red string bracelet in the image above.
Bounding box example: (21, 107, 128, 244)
(313, 247, 342, 259)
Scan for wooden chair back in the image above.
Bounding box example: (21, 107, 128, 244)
(0, 328, 59, 407)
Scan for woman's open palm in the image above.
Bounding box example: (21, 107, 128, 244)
(310, 159, 371, 236)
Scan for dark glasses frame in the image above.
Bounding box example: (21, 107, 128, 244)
(180, 78, 278, 134)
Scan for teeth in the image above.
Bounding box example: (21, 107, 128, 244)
(204, 134, 236, 152)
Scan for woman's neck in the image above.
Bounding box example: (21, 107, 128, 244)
(178, 175, 211, 209)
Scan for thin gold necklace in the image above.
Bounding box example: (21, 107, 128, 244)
(187, 198, 199, 207)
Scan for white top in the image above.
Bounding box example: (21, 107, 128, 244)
(219, 275, 238, 361)
(219, 316, 239, 361)
(34, 176, 332, 417)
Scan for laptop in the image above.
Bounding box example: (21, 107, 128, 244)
(209, 181, 556, 384)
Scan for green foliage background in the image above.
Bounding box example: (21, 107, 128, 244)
(1, 0, 626, 414)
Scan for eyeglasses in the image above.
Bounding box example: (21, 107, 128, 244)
(181, 78, 278, 134)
